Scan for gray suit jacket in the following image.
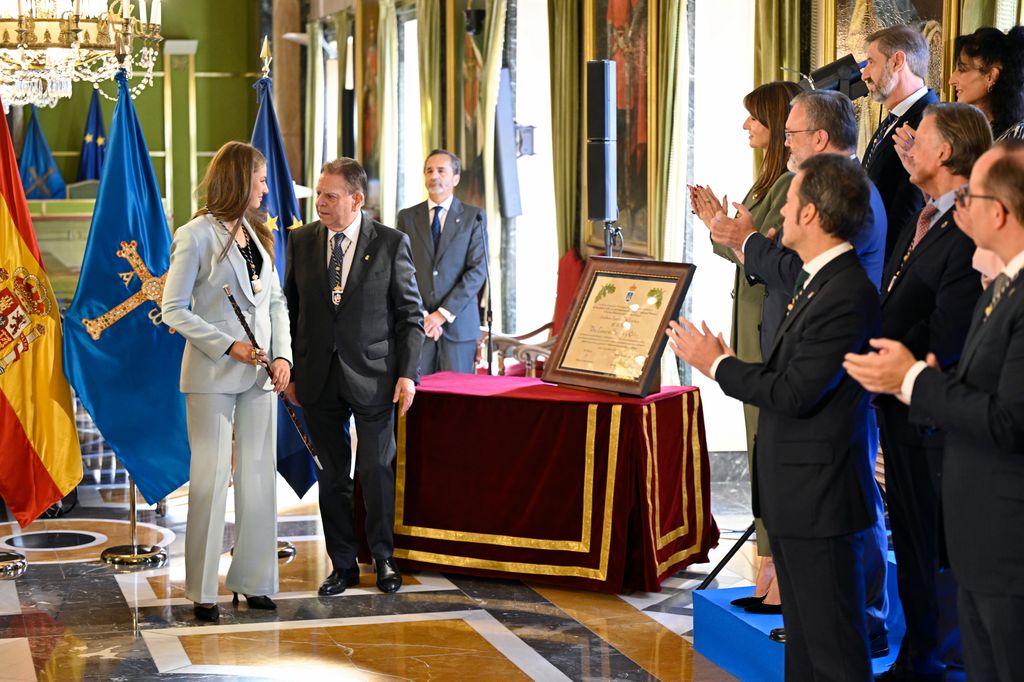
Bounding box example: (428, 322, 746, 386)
(162, 214, 292, 394)
(396, 197, 487, 343)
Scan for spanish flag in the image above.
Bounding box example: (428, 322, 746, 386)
(0, 100, 83, 527)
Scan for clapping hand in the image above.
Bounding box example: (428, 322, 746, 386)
(688, 184, 728, 231)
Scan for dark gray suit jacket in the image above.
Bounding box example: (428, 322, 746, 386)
(396, 197, 487, 343)
(284, 213, 424, 407)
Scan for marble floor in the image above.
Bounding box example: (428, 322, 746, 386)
(0, 452, 760, 681)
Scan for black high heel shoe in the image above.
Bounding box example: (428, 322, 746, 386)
(193, 603, 219, 622)
(730, 594, 766, 608)
(232, 592, 277, 610)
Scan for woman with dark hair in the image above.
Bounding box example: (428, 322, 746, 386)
(896, 27, 1024, 280)
(688, 79, 802, 612)
(162, 141, 292, 622)
(950, 25, 1024, 141)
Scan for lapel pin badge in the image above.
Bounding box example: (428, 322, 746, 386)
(363, 255, 370, 261)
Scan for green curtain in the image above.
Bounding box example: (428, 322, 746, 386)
(416, 0, 442, 158)
(547, 0, 581, 258)
(335, 12, 354, 161)
(962, 0, 1024, 32)
(377, 0, 400, 226)
(651, 0, 685, 262)
(480, 0, 507, 328)
(303, 19, 325, 222)
(753, 0, 800, 87)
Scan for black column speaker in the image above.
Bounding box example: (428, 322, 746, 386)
(586, 60, 617, 222)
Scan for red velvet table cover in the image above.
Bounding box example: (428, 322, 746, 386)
(393, 373, 720, 593)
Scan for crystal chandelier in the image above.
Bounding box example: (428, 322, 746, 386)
(0, 0, 162, 110)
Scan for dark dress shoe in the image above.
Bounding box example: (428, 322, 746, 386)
(232, 593, 277, 610)
(730, 594, 766, 608)
(744, 601, 783, 614)
(769, 627, 786, 643)
(193, 603, 219, 622)
(870, 632, 889, 658)
(875, 667, 943, 682)
(374, 556, 402, 593)
(318, 567, 361, 596)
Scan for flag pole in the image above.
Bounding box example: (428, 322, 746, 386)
(100, 473, 167, 568)
(0, 551, 27, 579)
(257, 35, 297, 563)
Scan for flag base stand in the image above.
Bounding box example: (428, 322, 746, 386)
(277, 541, 296, 561)
(101, 475, 167, 569)
(0, 552, 27, 579)
(229, 541, 297, 562)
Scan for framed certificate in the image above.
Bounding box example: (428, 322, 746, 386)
(542, 257, 695, 397)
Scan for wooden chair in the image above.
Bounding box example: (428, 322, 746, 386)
(480, 248, 585, 376)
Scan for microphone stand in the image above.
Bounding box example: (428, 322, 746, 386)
(603, 220, 623, 257)
(477, 213, 494, 374)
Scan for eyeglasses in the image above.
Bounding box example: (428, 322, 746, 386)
(784, 128, 822, 140)
(954, 185, 1006, 210)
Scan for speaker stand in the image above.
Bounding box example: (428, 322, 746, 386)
(603, 221, 622, 257)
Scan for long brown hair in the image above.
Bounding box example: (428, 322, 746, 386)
(193, 141, 275, 265)
(744, 81, 802, 202)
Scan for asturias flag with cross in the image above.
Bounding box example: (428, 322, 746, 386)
(63, 71, 189, 504)
(18, 105, 66, 200)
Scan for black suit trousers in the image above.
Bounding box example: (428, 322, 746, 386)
(304, 354, 397, 569)
(770, 531, 872, 681)
(958, 587, 1024, 682)
(877, 405, 961, 674)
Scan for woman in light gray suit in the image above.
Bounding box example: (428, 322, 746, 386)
(162, 142, 292, 622)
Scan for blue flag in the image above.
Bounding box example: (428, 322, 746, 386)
(63, 72, 189, 504)
(251, 76, 316, 498)
(19, 106, 66, 199)
(77, 89, 107, 181)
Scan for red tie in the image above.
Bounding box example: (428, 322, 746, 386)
(911, 204, 939, 249)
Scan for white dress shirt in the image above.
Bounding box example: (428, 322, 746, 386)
(900, 248, 1024, 402)
(325, 212, 361, 291)
(426, 195, 456, 323)
(709, 242, 854, 379)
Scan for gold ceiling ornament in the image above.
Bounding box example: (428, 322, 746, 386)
(0, 0, 162, 110)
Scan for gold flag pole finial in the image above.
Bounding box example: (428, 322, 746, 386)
(260, 35, 272, 79)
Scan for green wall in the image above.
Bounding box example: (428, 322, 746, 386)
(34, 0, 263, 227)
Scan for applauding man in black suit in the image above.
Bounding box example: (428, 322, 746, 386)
(846, 142, 1024, 682)
(396, 149, 487, 374)
(669, 154, 881, 679)
(872, 102, 990, 682)
(861, 25, 939, 262)
(284, 158, 425, 596)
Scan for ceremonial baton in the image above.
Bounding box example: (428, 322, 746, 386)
(223, 284, 322, 471)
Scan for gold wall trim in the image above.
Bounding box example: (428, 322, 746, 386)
(188, 52, 199, 216)
(163, 50, 174, 220)
(941, 0, 960, 102)
(52, 151, 167, 157)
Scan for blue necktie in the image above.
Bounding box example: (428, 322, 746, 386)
(329, 232, 346, 305)
(431, 205, 442, 250)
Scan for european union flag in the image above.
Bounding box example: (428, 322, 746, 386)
(19, 106, 66, 199)
(77, 89, 106, 181)
(251, 76, 316, 497)
(63, 71, 189, 503)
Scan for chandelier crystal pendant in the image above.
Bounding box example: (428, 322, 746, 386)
(0, 0, 162, 110)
